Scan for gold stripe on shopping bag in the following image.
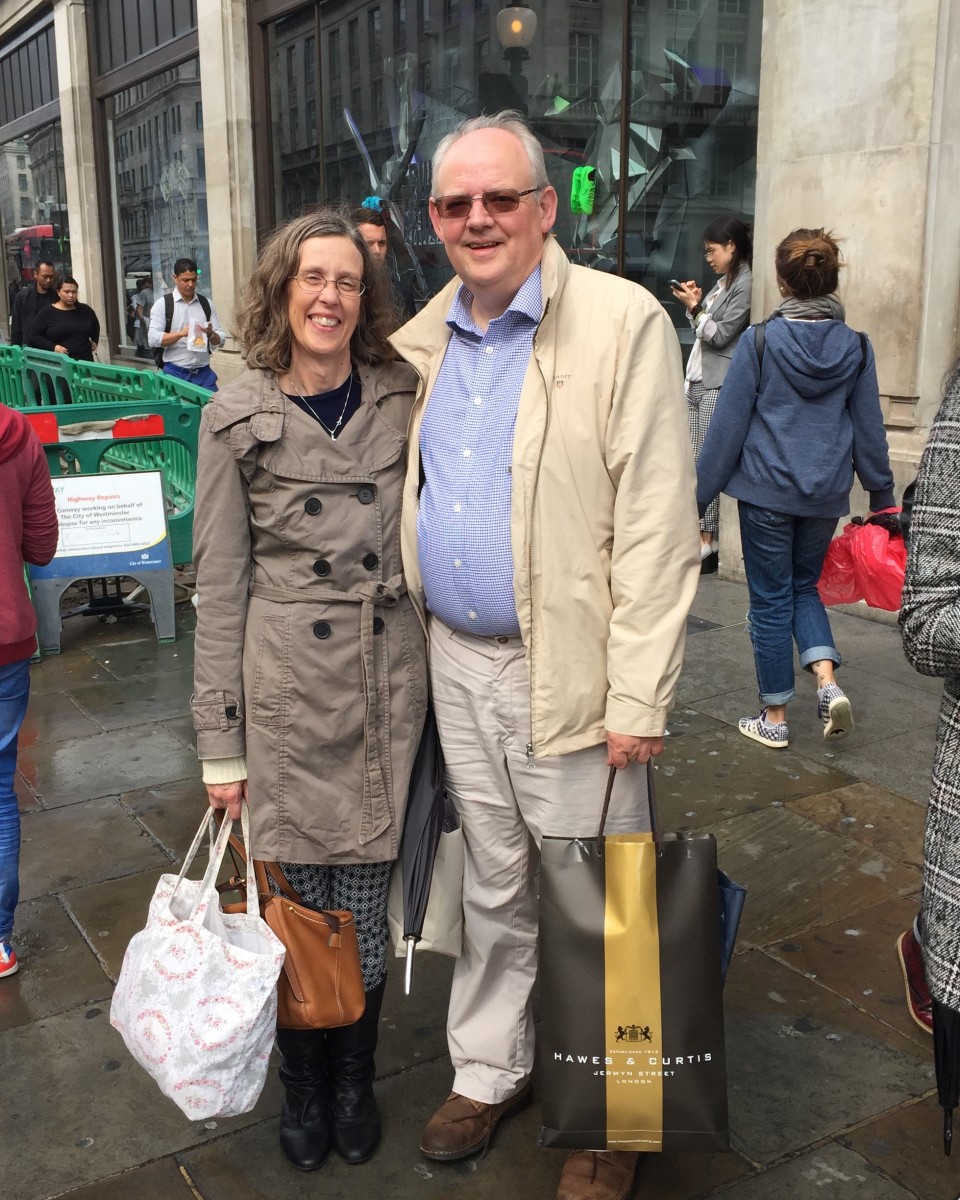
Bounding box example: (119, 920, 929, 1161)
(604, 835, 663, 1151)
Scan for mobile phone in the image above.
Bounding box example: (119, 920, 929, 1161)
(669, 278, 683, 289)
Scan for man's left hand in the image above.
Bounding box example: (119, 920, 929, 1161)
(606, 732, 664, 768)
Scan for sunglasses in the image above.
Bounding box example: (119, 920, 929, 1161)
(432, 187, 542, 220)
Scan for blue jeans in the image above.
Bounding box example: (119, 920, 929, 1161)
(163, 362, 218, 391)
(0, 657, 31, 943)
(738, 503, 840, 706)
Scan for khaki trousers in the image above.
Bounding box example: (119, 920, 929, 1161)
(428, 615, 649, 1105)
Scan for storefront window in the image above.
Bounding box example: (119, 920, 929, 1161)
(258, 0, 761, 328)
(0, 122, 71, 294)
(104, 58, 209, 354)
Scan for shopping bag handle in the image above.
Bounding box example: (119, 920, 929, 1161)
(170, 802, 256, 921)
(598, 761, 660, 842)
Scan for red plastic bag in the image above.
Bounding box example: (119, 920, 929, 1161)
(818, 524, 859, 605)
(851, 522, 906, 609)
(818, 516, 906, 611)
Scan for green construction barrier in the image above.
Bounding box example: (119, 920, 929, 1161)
(70, 360, 160, 406)
(36, 399, 202, 565)
(0, 344, 26, 408)
(23, 347, 76, 405)
(4, 345, 214, 412)
(154, 371, 212, 407)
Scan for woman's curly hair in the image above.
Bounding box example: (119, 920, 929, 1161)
(234, 209, 398, 373)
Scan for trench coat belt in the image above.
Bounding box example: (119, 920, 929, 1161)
(249, 575, 408, 846)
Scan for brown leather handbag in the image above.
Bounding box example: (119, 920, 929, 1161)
(220, 837, 366, 1030)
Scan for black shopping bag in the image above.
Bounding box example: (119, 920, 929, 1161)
(538, 764, 730, 1153)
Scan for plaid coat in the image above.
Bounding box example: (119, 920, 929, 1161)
(900, 369, 960, 1010)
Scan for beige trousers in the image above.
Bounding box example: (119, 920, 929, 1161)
(428, 615, 650, 1105)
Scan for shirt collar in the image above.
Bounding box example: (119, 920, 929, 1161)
(446, 264, 544, 336)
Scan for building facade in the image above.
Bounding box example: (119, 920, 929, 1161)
(0, 0, 955, 516)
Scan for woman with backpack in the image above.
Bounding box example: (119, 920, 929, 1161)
(696, 228, 894, 750)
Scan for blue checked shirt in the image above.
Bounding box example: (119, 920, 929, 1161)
(417, 267, 543, 636)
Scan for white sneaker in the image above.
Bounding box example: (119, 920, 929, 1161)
(738, 710, 789, 749)
(818, 684, 853, 740)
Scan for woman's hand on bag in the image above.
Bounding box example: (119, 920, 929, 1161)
(205, 780, 247, 821)
(606, 733, 665, 769)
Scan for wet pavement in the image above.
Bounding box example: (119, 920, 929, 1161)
(2, 576, 952, 1200)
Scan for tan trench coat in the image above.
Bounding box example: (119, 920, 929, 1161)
(191, 362, 428, 864)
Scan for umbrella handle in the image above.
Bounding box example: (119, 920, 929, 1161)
(945, 1107, 954, 1157)
(404, 936, 417, 995)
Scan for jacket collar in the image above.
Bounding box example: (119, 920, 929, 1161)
(205, 361, 414, 433)
(391, 234, 570, 376)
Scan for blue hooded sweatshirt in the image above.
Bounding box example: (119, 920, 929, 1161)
(696, 315, 895, 519)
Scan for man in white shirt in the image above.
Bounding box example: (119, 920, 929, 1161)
(147, 258, 226, 391)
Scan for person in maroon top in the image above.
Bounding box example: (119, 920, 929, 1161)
(0, 404, 58, 977)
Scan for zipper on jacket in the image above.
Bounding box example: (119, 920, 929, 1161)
(525, 297, 552, 766)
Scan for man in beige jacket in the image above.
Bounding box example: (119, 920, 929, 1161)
(392, 111, 700, 1200)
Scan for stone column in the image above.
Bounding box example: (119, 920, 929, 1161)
(54, 0, 108, 341)
(719, 0, 960, 586)
(197, 0, 258, 386)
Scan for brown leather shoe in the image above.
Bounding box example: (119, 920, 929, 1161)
(556, 1151, 640, 1200)
(419, 1083, 532, 1161)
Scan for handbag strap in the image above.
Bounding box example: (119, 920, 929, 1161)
(224, 824, 302, 905)
(598, 761, 660, 842)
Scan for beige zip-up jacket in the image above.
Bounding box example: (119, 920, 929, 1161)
(391, 236, 700, 758)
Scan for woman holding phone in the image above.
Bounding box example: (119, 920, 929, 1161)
(671, 217, 753, 571)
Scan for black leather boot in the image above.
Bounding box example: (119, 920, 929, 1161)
(276, 1027, 330, 1171)
(326, 981, 385, 1164)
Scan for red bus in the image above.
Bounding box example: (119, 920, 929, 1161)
(5, 224, 70, 285)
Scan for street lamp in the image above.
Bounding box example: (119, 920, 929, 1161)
(496, 6, 537, 70)
(494, 6, 537, 110)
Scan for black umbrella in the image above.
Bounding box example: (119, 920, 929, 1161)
(933, 999, 960, 1155)
(396, 705, 446, 994)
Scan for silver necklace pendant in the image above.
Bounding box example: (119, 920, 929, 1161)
(292, 370, 353, 439)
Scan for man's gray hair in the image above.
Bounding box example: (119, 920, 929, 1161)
(432, 111, 550, 190)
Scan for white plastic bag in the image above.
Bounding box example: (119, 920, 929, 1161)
(110, 804, 285, 1119)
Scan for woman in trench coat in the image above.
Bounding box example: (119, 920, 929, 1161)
(191, 210, 427, 1172)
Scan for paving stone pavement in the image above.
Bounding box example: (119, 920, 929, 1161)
(1, 577, 953, 1200)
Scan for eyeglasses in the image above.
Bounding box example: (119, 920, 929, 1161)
(289, 272, 365, 297)
(432, 187, 542, 220)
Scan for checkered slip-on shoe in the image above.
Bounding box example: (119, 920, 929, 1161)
(738, 710, 789, 749)
(817, 684, 853, 741)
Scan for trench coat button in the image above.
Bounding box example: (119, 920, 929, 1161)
(313, 621, 331, 639)
(304, 497, 322, 515)
(313, 559, 331, 577)
(357, 486, 375, 505)
(373, 617, 385, 634)
(362, 552, 379, 571)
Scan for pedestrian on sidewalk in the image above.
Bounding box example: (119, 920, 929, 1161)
(148, 258, 226, 391)
(697, 227, 895, 750)
(29, 275, 100, 361)
(898, 354, 960, 1039)
(191, 210, 426, 1173)
(0, 403, 58, 979)
(671, 216, 753, 573)
(392, 111, 700, 1200)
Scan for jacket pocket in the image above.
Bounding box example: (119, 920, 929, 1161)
(249, 613, 290, 727)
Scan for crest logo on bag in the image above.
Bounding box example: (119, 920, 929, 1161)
(615, 1023, 653, 1043)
